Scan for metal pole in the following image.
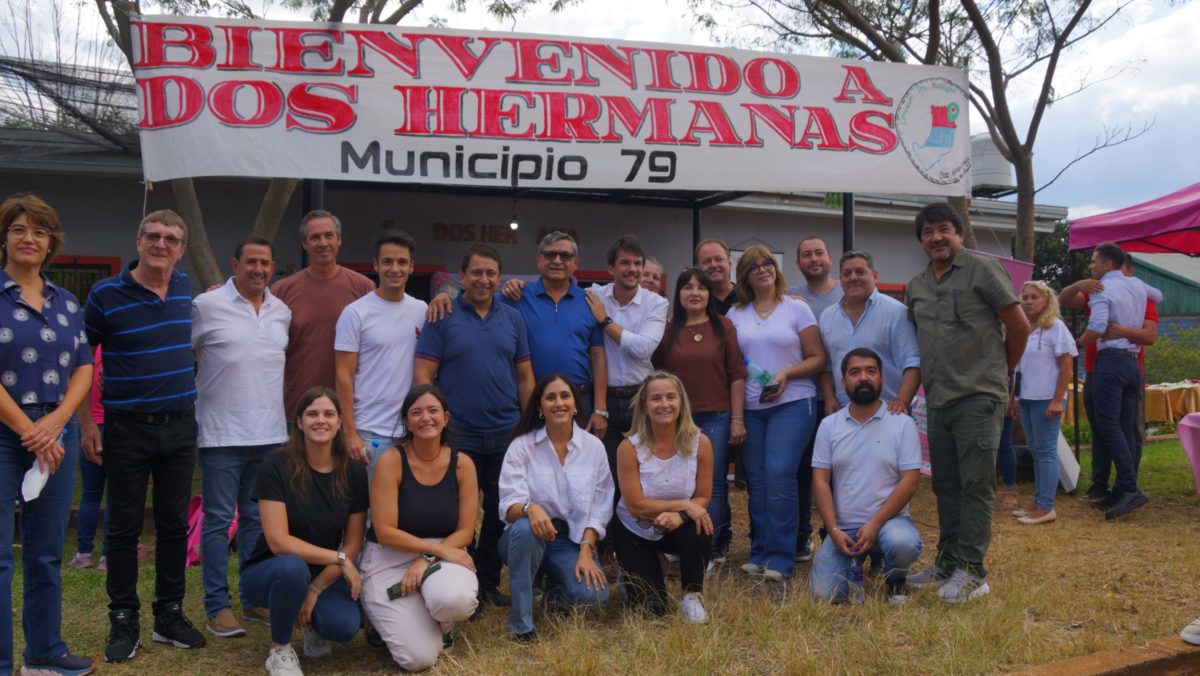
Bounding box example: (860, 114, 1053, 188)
(1071, 250, 1081, 461)
(692, 205, 701, 255)
(842, 192, 855, 251)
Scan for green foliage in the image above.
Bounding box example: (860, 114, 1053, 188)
(1144, 327, 1200, 385)
(1033, 219, 1090, 291)
(1061, 417, 1091, 445)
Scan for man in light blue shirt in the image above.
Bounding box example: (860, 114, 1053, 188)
(789, 236, 843, 317)
(1078, 242, 1148, 520)
(818, 250, 921, 415)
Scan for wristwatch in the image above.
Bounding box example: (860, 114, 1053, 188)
(422, 553, 438, 563)
(600, 317, 614, 328)
(335, 550, 347, 565)
(521, 500, 531, 517)
(593, 409, 609, 419)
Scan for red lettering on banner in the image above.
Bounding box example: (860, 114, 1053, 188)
(421, 34, 502, 80)
(643, 49, 681, 92)
(208, 80, 285, 127)
(265, 28, 344, 74)
(392, 86, 468, 136)
(680, 51, 739, 94)
(433, 223, 476, 241)
(345, 30, 421, 77)
(741, 104, 799, 147)
(133, 21, 215, 69)
(481, 225, 518, 243)
(137, 76, 205, 129)
(833, 66, 892, 105)
(796, 107, 848, 150)
(574, 44, 639, 89)
(680, 101, 744, 146)
(286, 84, 358, 133)
(217, 25, 262, 71)
(743, 57, 800, 98)
(476, 89, 536, 139)
(848, 110, 896, 153)
(600, 97, 677, 144)
(535, 92, 602, 141)
(506, 39, 575, 84)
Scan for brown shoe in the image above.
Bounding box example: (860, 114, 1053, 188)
(206, 608, 246, 638)
(999, 490, 1019, 511)
(242, 606, 270, 627)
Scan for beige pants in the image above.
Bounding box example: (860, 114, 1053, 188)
(361, 540, 479, 672)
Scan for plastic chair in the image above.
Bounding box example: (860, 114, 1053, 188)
(1178, 412, 1200, 497)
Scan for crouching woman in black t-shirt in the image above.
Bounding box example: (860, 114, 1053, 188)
(361, 385, 480, 672)
(240, 387, 369, 676)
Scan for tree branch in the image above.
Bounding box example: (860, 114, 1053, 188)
(1035, 120, 1154, 194)
(383, 0, 424, 24)
(924, 0, 941, 64)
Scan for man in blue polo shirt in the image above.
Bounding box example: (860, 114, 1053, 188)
(82, 209, 207, 663)
(414, 244, 535, 608)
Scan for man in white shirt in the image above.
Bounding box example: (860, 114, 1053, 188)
(192, 236, 291, 637)
(586, 235, 668, 502)
(810, 348, 922, 604)
(334, 230, 428, 474)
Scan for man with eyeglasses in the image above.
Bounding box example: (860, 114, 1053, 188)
(82, 210, 208, 662)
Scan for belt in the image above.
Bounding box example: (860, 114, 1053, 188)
(108, 407, 194, 425)
(608, 385, 641, 398)
(19, 402, 59, 415)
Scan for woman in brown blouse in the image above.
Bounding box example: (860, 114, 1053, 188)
(652, 267, 746, 564)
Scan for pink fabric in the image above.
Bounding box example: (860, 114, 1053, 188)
(1178, 413, 1200, 497)
(90, 347, 104, 423)
(968, 249, 1034, 294)
(185, 495, 238, 569)
(1069, 182, 1200, 254)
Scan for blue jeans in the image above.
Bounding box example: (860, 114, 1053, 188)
(498, 519, 608, 635)
(742, 398, 815, 577)
(0, 413, 79, 672)
(360, 432, 401, 482)
(241, 555, 360, 646)
(809, 516, 921, 603)
(693, 411, 731, 555)
(1090, 351, 1141, 495)
(76, 424, 107, 555)
(1018, 399, 1061, 510)
(996, 416, 1016, 489)
(200, 443, 276, 616)
(449, 427, 514, 595)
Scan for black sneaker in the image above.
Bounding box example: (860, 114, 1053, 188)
(1092, 492, 1119, 510)
(152, 601, 207, 649)
(20, 651, 95, 675)
(1080, 484, 1110, 501)
(1105, 490, 1149, 520)
(104, 609, 141, 663)
(480, 587, 512, 607)
(795, 537, 814, 563)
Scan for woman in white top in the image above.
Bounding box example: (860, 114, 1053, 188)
(1011, 281, 1078, 525)
(497, 373, 614, 642)
(614, 371, 715, 623)
(725, 246, 826, 580)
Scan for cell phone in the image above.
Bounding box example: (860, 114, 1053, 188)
(385, 562, 443, 600)
(550, 518, 569, 536)
(759, 382, 782, 403)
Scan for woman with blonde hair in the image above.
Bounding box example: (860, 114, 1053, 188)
(1011, 281, 1077, 525)
(614, 371, 715, 623)
(725, 246, 825, 580)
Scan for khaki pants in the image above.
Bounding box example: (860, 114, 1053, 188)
(361, 541, 478, 671)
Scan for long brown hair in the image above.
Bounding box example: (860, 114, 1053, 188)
(283, 387, 351, 501)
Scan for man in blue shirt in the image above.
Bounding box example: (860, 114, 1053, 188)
(1078, 242, 1149, 520)
(414, 244, 535, 607)
(82, 210, 207, 663)
(818, 250, 921, 415)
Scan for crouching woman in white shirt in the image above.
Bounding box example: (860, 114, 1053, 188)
(614, 371, 714, 623)
(360, 385, 479, 672)
(498, 373, 614, 642)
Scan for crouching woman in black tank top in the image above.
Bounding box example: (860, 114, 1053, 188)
(361, 385, 480, 672)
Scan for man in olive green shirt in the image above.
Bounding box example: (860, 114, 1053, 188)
(904, 202, 1030, 603)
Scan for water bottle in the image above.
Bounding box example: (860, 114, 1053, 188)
(846, 553, 865, 604)
(744, 358, 781, 403)
(369, 439, 382, 463)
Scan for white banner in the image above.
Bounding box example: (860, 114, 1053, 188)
(132, 15, 972, 194)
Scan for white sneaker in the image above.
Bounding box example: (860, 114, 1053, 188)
(265, 645, 304, 676)
(1181, 617, 1200, 646)
(762, 568, 785, 582)
(740, 562, 763, 576)
(67, 552, 93, 569)
(664, 553, 680, 565)
(705, 559, 718, 577)
(936, 569, 990, 604)
(680, 592, 708, 624)
(301, 626, 331, 659)
(907, 564, 951, 590)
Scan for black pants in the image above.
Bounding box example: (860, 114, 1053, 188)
(451, 427, 513, 595)
(612, 518, 710, 615)
(103, 409, 198, 613)
(602, 391, 638, 542)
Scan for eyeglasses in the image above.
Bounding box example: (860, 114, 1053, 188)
(746, 259, 775, 273)
(6, 225, 52, 242)
(141, 232, 185, 248)
(540, 250, 576, 261)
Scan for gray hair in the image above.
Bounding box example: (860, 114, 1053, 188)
(839, 249, 876, 271)
(538, 231, 578, 256)
(299, 210, 342, 240)
(644, 256, 663, 270)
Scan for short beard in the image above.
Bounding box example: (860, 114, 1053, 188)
(848, 385, 880, 405)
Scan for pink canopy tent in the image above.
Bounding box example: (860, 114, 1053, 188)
(1069, 181, 1200, 255)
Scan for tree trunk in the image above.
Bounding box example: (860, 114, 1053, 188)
(948, 194, 977, 249)
(171, 178, 224, 289)
(251, 178, 300, 242)
(1013, 155, 1037, 262)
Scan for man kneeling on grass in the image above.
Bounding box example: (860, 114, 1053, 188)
(810, 348, 922, 604)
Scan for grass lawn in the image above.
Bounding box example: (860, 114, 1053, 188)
(13, 439, 1200, 674)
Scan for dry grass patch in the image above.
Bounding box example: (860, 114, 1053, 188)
(17, 440, 1200, 674)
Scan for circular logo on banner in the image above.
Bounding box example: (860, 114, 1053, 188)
(896, 78, 971, 185)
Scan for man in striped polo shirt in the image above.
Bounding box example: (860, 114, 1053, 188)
(82, 209, 207, 663)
